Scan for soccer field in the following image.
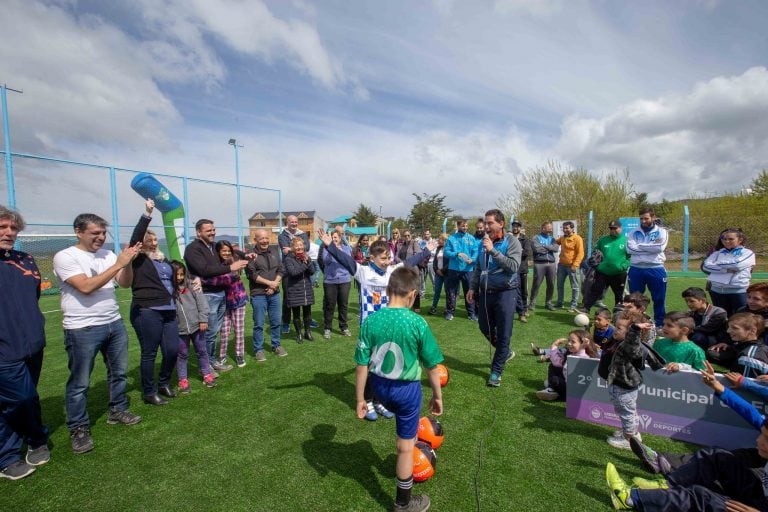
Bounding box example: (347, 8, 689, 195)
(4, 277, 709, 511)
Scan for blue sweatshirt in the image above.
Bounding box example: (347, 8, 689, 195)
(444, 232, 479, 272)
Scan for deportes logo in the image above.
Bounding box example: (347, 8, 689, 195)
(638, 414, 652, 430)
(590, 406, 602, 420)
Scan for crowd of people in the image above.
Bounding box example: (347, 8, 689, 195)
(2, 201, 767, 512)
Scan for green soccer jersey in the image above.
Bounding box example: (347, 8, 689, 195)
(653, 338, 707, 371)
(355, 307, 444, 381)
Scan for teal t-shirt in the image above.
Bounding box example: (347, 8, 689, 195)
(355, 308, 444, 381)
(653, 338, 706, 371)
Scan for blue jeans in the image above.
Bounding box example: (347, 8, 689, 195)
(556, 264, 580, 308)
(251, 293, 282, 353)
(204, 292, 226, 361)
(64, 319, 129, 431)
(431, 273, 445, 309)
(129, 307, 179, 395)
(0, 350, 48, 469)
(628, 266, 667, 328)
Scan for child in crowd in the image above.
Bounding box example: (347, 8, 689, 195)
(606, 359, 768, 511)
(708, 312, 768, 377)
(613, 292, 657, 341)
(171, 261, 216, 392)
(681, 286, 728, 350)
(204, 241, 248, 368)
(653, 311, 706, 372)
(283, 237, 316, 343)
(319, 229, 430, 421)
(738, 282, 768, 345)
(593, 308, 615, 349)
(599, 311, 662, 450)
(354, 267, 444, 512)
(536, 329, 598, 401)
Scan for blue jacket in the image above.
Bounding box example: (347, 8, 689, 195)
(531, 234, 558, 263)
(1, 250, 45, 362)
(320, 244, 352, 284)
(470, 234, 521, 292)
(444, 231, 479, 272)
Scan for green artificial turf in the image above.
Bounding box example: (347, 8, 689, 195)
(3, 277, 710, 511)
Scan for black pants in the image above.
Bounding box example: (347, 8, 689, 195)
(547, 363, 566, 399)
(516, 272, 529, 315)
(323, 282, 351, 330)
(636, 447, 768, 512)
(291, 305, 312, 333)
(583, 270, 627, 310)
(130, 307, 179, 395)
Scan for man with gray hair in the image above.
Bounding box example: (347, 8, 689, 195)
(0, 206, 49, 479)
(53, 210, 144, 455)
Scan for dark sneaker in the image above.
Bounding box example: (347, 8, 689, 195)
(506, 351, 516, 363)
(629, 436, 672, 475)
(273, 346, 288, 357)
(468, 314, 478, 321)
(26, 445, 50, 466)
(0, 460, 36, 480)
(236, 355, 246, 368)
(394, 493, 431, 512)
(444, 313, 453, 321)
(428, 306, 437, 315)
(255, 350, 267, 362)
(487, 372, 501, 387)
(71, 426, 94, 454)
(309, 319, 319, 328)
(107, 410, 142, 425)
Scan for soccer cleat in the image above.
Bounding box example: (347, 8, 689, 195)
(629, 437, 672, 475)
(374, 402, 394, 419)
(0, 460, 36, 480)
(178, 378, 191, 394)
(393, 494, 431, 512)
(364, 401, 378, 421)
(255, 350, 267, 362)
(606, 463, 633, 510)
(631, 476, 668, 490)
(323, 329, 332, 340)
(70, 426, 94, 454)
(536, 387, 559, 401)
(25, 445, 50, 466)
(204, 373, 217, 388)
(107, 410, 141, 425)
(487, 372, 501, 387)
(236, 355, 246, 368)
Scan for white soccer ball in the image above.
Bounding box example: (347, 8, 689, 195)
(574, 313, 590, 327)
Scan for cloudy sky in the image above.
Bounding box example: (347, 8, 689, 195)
(2, 0, 767, 230)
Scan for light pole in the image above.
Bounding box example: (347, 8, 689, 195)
(378, 205, 382, 235)
(228, 138, 244, 248)
(2, 84, 22, 209)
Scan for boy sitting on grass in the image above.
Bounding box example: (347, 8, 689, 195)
(653, 311, 706, 373)
(354, 267, 444, 512)
(681, 286, 728, 351)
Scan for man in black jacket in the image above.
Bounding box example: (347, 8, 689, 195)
(184, 219, 247, 372)
(510, 221, 531, 323)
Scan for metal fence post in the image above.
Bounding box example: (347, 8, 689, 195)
(587, 210, 594, 258)
(442, 217, 448, 234)
(109, 167, 120, 252)
(182, 177, 190, 248)
(2, 85, 16, 209)
(387, 221, 391, 239)
(683, 204, 690, 272)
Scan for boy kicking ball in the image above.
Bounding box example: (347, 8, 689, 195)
(354, 267, 444, 512)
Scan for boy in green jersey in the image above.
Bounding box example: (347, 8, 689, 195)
(653, 311, 707, 372)
(355, 267, 444, 512)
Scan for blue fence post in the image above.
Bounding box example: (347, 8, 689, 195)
(109, 167, 120, 252)
(2, 85, 16, 209)
(182, 177, 190, 248)
(387, 222, 391, 240)
(278, 191, 283, 237)
(442, 217, 448, 234)
(683, 204, 690, 272)
(587, 210, 594, 258)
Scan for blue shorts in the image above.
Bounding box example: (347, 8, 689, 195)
(369, 374, 422, 439)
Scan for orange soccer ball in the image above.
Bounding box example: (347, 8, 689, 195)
(413, 441, 437, 482)
(435, 364, 449, 387)
(418, 416, 444, 450)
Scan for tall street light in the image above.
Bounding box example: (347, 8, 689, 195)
(228, 138, 244, 248)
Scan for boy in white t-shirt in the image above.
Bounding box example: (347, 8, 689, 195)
(53, 212, 142, 455)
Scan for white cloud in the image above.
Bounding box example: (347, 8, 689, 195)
(555, 67, 768, 198)
(493, 0, 564, 18)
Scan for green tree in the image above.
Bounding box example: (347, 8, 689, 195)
(496, 160, 636, 232)
(406, 193, 453, 234)
(750, 169, 768, 197)
(353, 203, 378, 226)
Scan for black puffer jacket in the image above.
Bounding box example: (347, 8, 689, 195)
(283, 253, 315, 307)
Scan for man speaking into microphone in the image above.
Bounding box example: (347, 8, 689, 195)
(467, 209, 522, 388)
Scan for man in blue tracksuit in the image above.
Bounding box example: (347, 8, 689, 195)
(444, 219, 479, 321)
(467, 210, 521, 388)
(626, 208, 668, 328)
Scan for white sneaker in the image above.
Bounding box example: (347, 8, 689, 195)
(607, 433, 642, 450)
(536, 387, 559, 401)
(323, 329, 331, 340)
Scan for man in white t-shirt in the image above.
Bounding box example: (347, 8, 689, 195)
(53, 213, 142, 455)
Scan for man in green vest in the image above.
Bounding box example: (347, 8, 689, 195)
(582, 220, 630, 312)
